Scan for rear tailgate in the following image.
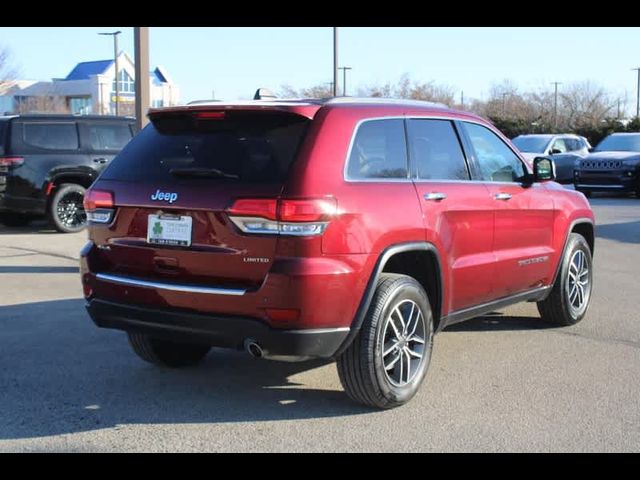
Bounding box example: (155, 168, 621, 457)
(87, 109, 311, 290)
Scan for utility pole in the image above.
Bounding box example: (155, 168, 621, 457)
(552, 81, 562, 129)
(134, 27, 150, 130)
(333, 28, 338, 97)
(501, 92, 508, 117)
(99, 30, 122, 115)
(617, 98, 621, 119)
(338, 66, 352, 96)
(460, 90, 464, 109)
(633, 68, 640, 118)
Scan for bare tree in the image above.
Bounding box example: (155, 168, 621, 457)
(16, 95, 69, 114)
(278, 83, 333, 99)
(560, 81, 617, 129)
(0, 46, 17, 88)
(358, 74, 456, 105)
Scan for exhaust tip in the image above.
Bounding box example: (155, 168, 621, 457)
(244, 339, 263, 358)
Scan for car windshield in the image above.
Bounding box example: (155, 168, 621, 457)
(594, 134, 640, 152)
(511, 136, 550, 153)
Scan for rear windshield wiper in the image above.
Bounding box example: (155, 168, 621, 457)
(169, 167, 239, 179)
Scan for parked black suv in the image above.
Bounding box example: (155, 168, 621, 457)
(0, 114, 136, 232)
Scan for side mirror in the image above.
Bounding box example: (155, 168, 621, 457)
(588, 147, 595, 153)
(533, 156, 556, 182)
(550, 148, 562, 155)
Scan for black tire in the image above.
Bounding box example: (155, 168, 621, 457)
(537, 233, 593, 326)
(337, 273, 434, 409)
(577, 189, 592, 198)
(0, 212, 32, 227)
(48, 183, 87, 233)
(127, 332, 211, 368)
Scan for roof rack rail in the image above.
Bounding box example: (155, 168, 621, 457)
(324, 97, 448, 108)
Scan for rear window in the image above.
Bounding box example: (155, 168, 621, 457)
(23, 122, 79, 150)
(100, 111, 309, 183)
(85, 122, 133, 151)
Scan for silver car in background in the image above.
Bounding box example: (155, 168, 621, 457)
(512, 134, 591, 184)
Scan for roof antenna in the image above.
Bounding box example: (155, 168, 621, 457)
(253, 88, 277, 100)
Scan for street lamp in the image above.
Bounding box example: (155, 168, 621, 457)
(338, 66, 352, 96)
(632, 68, 640, 118)
(333, 28, 338, 97)
(99, 30, 122, 115)
(551, 81, 562, 129)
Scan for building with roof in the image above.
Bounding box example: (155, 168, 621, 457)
(1, 52, 179, 115)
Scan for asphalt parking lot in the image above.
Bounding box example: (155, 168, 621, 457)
(0, 195, 639, 452)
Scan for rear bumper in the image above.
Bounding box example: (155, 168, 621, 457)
(86, 298, 349, 359)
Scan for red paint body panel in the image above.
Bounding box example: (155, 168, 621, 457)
(83, 100, 594, 339)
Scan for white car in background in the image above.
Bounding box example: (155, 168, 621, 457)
(511, 134, 591, 184)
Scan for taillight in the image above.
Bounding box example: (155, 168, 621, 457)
(227, 198, 336, 236)
(83, 189, 115, 224)
(0, 156, 24, 167)
(227, 198, 278, 220)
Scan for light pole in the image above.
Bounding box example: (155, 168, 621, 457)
(99, 30, 122, 115)
(338, 66, 352, 96)
(633, 68, 640, 118)
(551, 81, 562, 129)
(501, 92, 508, 117)
(333, 28, 338, 97)
(134, 27, 150, 130)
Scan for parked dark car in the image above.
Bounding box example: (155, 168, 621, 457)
(512, 134, 591, 184)
(81, 98, 595, 409)
(574, 132, 640, 197)
(0, 114, 136, 232)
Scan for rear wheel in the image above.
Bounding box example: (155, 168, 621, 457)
(537, 233, 593, 326)
(127, 332, 211, 367)
(576, 188, 592, 198)
(0, 212, 32, 227)
(48, 183, 87, 233)
(337, 273, 434, 409)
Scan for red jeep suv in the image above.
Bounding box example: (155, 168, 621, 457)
(80, 98, 595, 408)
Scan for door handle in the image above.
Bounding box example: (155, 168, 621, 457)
(424, 192, 447, 201)
(93, 158, 108, 164)
(494, 192, 512, 201)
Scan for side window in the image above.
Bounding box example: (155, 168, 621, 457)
(463, 122, 526, 182)
(551, 138, 568, 153)
(347, 119, 408, 179)
(85, 123, 133, 151)
(407, 119, 469, 180)
(23, 122, 79, 150)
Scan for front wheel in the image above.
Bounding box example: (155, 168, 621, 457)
(537, 233, 593, 326)
(48, 183, 87, 233)
(337, 273, 434, 409)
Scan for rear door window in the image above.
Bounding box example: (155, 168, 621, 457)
(346, 119, 408, 179)
(407, 119, 470, 180)
(23, 122, 79, 150)
(83, 122, 133, 151)
(100, 111, 309, 184)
